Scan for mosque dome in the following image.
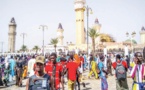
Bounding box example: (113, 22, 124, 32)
(124, 39, 137, 44)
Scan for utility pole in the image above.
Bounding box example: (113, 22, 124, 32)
(39, 25, 48, 55)
(85, 5, 93, 56)
(20, 33, 27, 46)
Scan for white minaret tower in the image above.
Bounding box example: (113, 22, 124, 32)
(93, 18, 101, 44)
(74, 0, 86, 45)
(94, 18, 101, 32)
(8, 17, 17, 53)
(140, 26, 145, 44)
(57, 23, 64, 46)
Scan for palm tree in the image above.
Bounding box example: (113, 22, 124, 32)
(33, 46, 40, 54)
(50, 38, 58, 53)
(88, 28, 99, 55)
(20, 45, 27, 52)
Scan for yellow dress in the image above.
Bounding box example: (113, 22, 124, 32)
(88, 61, 98, 78)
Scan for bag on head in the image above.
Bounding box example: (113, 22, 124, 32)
(116, 62, 126, 80)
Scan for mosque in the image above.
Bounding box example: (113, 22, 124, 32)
(7, 0, 145, 55)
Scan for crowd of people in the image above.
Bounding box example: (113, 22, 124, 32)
(0, 51, 145, 90)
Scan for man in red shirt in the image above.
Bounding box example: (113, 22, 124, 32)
(112, 55, 128, 71)
(45, 53, 64, 90)
(112, 54, 128, 90)
(64, 55, 80, 90)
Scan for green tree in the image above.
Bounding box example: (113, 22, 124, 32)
(88, 28, 99, 55)
(33, 46, 40, 54)
(50, 38, 58, 53)
(20, 45, 27, 52)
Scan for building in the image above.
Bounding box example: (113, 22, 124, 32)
(8, 17, 17, 53)
(140, 26, 145, 44)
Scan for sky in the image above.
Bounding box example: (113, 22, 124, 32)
(0, 0, 145, 52)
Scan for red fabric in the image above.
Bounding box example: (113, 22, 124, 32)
(45, 62, 63, 89)
(60, 61, 67, 69)
(112, 60, 128, 69)
(33, 64, 37, 74)
(66, 61, 78, 81)
(80, 56, 84, 65)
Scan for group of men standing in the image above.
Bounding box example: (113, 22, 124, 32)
(26, 53, 87, 90)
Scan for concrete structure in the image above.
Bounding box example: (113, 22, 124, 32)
(140, 26, 145, 44)
(74, 0, 86, 45)
(57, 23, 64, 46)
(8, 17, 17, 53)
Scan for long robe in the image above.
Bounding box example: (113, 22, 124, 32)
(27, 59, 35, 77)
(9, 58, 16, 77)
(130, 64, 145, 90)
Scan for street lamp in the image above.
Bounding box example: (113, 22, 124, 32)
(39, 25, 48, 55)
(20, 33, 27, 47)
(126, 31, 136, 55)
(84, 5, 93, 56)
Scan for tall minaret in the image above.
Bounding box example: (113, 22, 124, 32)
(140, 26, 145, 44)
(74, 0, 86, 45)
(93, 18, 101, 44)
(57, 23, 64, 46)
(94, 18, 101, 32)
(8, 17, 17, 53)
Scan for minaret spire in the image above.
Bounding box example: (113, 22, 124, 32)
(58, 23, 63, 29)
(8, 17, 17, 53)
(57, 23, 64, 46)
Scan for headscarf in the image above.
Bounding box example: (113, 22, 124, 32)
(74, 54, 81, 66)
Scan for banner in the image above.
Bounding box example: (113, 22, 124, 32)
(104, 48, 107, 55)
(124, 46, 128, 56)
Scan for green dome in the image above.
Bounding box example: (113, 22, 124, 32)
(125, 39, 137, 44)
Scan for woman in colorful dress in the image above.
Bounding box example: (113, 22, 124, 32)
(98, 55, 108, 90)
(130, 52, 145, 90)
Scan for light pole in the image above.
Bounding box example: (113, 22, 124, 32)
(0, 42, 4, 53)
(39, 25, 48, 55)
(85, 5, 93, 56)
(20, 33, 27, 47)
(126, 31, 136, 55)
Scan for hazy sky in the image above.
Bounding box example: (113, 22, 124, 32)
(0, 0, 145, 52)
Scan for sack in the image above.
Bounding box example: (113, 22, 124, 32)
(116, 62, 126, 80)
(139, 83, 145, 90)
(134, 82, 145, 90)
(29, 74, 50, 90)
